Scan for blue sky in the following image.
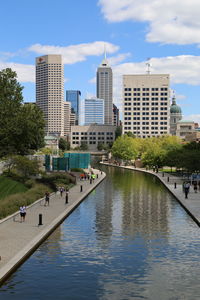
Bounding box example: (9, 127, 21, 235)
(1, 0, 200, 123)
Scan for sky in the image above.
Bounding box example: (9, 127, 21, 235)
(1, 0, 200, 123)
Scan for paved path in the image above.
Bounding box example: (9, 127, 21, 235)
(0, 169, 106, 284)
(102, 163, 200, 226)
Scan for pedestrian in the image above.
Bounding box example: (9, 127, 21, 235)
(60, 187, 63, 197)
(184, 182, 190, 199)
(44, 191, 50, 206)
(19, 206, 24, 223)
(23, 206, 27, 222)
(193, 181, 198, 193)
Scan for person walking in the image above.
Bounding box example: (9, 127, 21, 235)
(19, 206, 24, 223)
(19, 206, 26, 222)
(184, 182, 190, 199)
(44, 191, 50, 206)
(193, 181, 198, 193)
(60, 187, 63, 197)
(22, 206, 27, 222)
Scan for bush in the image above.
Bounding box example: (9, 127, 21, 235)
(38, 172, 75, 191)
(0, 183, 52, 219)
(70, 168, 85, 173)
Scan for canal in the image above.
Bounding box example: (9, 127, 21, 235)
(1, 166, 200, 299)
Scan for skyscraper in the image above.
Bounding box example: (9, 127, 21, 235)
(64, 101, 71, 136)
(36, 55, 64, 136)
(66, 90, 81, 125)
(96, 54, 113, 125)
(113, 104, 120, 126)
(84, 98, 104, 125)
(123, 74, 170, 137)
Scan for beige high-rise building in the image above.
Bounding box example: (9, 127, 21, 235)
(64, 101, 71, 136)
(123, 74, 170, 138)
(96, 55, 113, 125)
(36, 54, 64, 136)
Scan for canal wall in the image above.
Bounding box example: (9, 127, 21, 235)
(101, 162, 200, 227)
(0, 169, 106, 285)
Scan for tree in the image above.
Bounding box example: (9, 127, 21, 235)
(115, 126, 122, 139)
(80, 142, 88, 151)
(111, 135, 138, 161)
(14, 104, 45, 155)
(0, 68, 23, 156)
(4, 155, 40, 180)
(125, 131, 135, 138)
(0, 69, 45, 157)
(97, 142, 104, 151)
(59, 138, 70, 151)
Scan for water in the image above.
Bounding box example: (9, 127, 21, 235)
(1, 167, 200, 300)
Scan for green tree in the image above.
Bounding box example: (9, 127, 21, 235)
(111, 135, 138, 161)
(14, 104, 45, 155)
(0, 68, 23, 156)
(59, 138, 70, 151)
(80, 142, 88, 151)
(0, 69, 45, 157)
(125, 131, 136, 138)
(97, 142, 104, 151)
(115, 126, 122, 139)
(4, 155, 40, 180)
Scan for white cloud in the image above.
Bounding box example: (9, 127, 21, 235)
(89, 77, 96, 84)
(107, 52, 131, 65)
(28, 41, 119, 64)
(112, 55, 200, 109)
(0, 62, 35, 82)
(183, 114, 200, 124)
(98, 0, 200, 45)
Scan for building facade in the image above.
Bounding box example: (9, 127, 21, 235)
(113, 104, 120, 126)
(170, 95, 182, 135)
(96, 56, 113, 125)
(84, 98, 104, 125)
(70, 125, 116, 150)
(176, 120, 196, 139)
(36, 55, 64, 136)
(64, 101, 71, 136)
(66, 90, 81, 125)
(123, 74, 170, 138)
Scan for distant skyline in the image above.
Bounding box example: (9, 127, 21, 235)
(0, 0, 200, 123)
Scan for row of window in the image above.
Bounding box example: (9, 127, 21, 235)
(124, 87, 168, 91)
(73, 137, 113, 140)
(124, 112, 168, 115)
(124, 92, 168, 96)
(124, 97, 168, 101)
(124, 127, 168, 133)
(72, 132, 113, 135)
(124, 102, 168, 106)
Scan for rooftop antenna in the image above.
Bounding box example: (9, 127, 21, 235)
(104, 43, 107, 60)
(146, 58, 151, 74)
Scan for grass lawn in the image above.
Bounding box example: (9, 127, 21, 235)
(0, 176, 28, 200)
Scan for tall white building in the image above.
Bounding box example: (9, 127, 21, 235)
(36, 54, 64, 136)
(64, 101, 71, 136)
(96, 54, 113, 125)
(123, 74, 170, 138)
(84, 98, 104, 125)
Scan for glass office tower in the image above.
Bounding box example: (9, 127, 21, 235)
(84, 98, 104, 125)
(66, 90, 81, 125)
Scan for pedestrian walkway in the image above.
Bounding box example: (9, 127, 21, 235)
(0, 169, 106, 284)
(101, 162, 200, 227)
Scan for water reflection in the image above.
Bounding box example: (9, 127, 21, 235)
(1, 166, 200, 300)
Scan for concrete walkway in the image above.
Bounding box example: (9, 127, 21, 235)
(101, 162, 200, 227)
(0, 169, 106, 284)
